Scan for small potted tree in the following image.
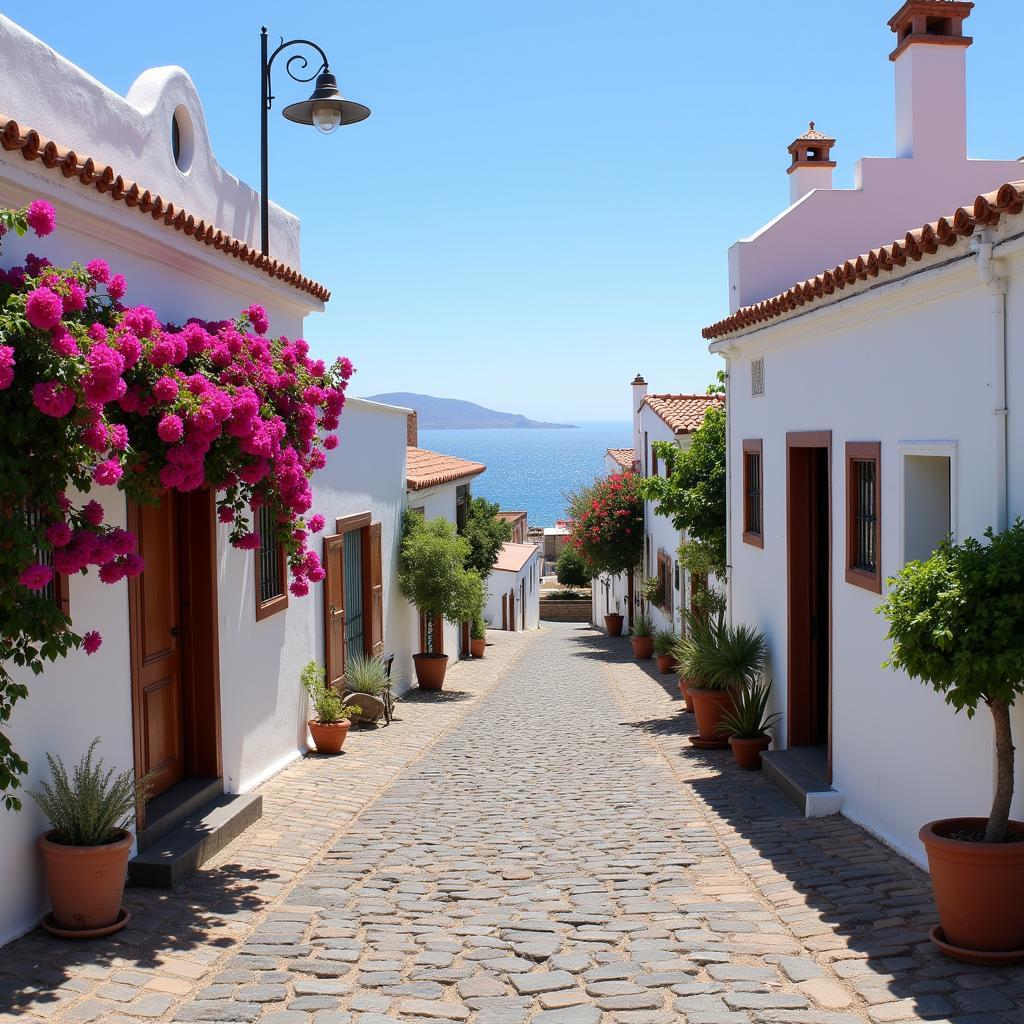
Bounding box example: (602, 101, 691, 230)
(470, 614, 487, 658)
(344, 653, 389, 725)
(653, 630, 677, 674)
(630, 613, 655, 659)
(880, 522, 1024, 962)
(302, 660, 358, 754)
(30, 739, 145, 937)
(604, 598, 624, 637)
(720, 679, 782, 770)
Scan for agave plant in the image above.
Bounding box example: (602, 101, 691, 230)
(692, 620, 767, 691)
(720, 679, 783, 739)
(345, 653, 389, 696)
(630, 613, 654, 638)
(653, 629, 676, 656)
(673, 608, 724, 686)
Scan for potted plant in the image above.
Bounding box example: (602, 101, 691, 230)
(630, 613, 655, 659)
(672, 610, 717, 713)
(641, 576, 665, 609)
(685, 613, 766, 750)
(604, 599, 624, 637)
(470, 614, 487, 659)
(302, 660, 358, 754)
(720, 679, 782, 770)
(653, 629, 677, 674)
(344, 653, 389, 725)
(29, 739, 145, 937)
(880, 522, 1024, 962)
(399, 512, 483, 690)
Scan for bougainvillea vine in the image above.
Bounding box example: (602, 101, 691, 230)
(565, 471, 644, 579)
(0, 201, 353, 809)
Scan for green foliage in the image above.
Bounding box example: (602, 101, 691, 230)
(399, 512, 479, 624)
(462, 497, 513, 579)
(301, 661, 357, 724)
(555, 544, 590, 587)
(630, 613, 654, 638)
(696, 620, 767, 691)
(566, 472, 644, 577)
(640, 395, 726, 571)
(345, 654, 388, 696)
(720, 679, 783, 739)
(29, 738, 146, 846)
(641, 576, 665, 608)
(471, 614, 487, 641)
(451, 567, 486, 626)
(672, 610, 724, 686)
(653, 629, 676, 656)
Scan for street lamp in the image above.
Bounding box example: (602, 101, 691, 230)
(260, 27, 370, 256)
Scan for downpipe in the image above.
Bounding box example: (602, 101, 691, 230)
(723, 351, 734, 627)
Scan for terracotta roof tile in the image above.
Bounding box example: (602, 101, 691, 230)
(0, 114, 331, 304)
(702, 180, 1024, 342)
(497, 510, 527, 522)
(606, 448, 635, 470)
(492, 542, 540, 573)
(406, 447, 486, 491)
(639, 394, 724, 434)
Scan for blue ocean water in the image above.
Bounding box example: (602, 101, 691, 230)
(419, 421, 631, 529)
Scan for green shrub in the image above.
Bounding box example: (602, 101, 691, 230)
(399, 513, 481, 629)
(463, 497, 513, 580)
(471, 614, 487, 641)
(720, 679, 782, 739)
(641, 576, 665, 607)
(301, 661, 357, 724)
(630, 613, 654, 638)
(653, 629, 676, 656)
(29, 738, 146, 846)
(555, 545, 590, 587)
(345, 653, 388, 696)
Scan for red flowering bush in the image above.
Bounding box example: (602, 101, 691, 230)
(566, 472, 644, 578)
(0, 201, 353, 808)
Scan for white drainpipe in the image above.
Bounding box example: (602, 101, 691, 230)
(972, 231, 1008, 534)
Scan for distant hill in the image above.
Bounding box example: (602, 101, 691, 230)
(366, 392, 577, 430)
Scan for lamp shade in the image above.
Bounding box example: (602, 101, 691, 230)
(281, 71, 370, 130)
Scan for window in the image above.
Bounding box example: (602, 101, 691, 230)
(456, 485, 470, 533)
(643, 431, 649, 476)
(751, 357, 765, 397)
(650, 442, 659, 478)
(23, 504, 69, 616)
(846, 442, 881, 593)
(742, 439, 763, 547)
(901, 445, 955, 565)
(656, 550, 673, 616)
(254, 504, 288, 619)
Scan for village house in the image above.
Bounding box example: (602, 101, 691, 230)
(485, 541, 542, 632)
(703, 0, 1024, 864)
(496, 509, 529, 544)
(0, 16, 413, 942)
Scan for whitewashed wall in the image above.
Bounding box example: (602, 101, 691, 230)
(720, 224, 1024, 867)
(591, 452, 633, 629)
(485, 550, 542, 631)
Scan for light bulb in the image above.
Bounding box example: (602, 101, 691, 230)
(312, 104, 341, 134)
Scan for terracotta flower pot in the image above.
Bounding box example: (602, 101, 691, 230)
(656, 653, 676, 675)
(920, 817, 1024, 961)
(689, 688, 736, 749)
(604, 613, 624, 636)
(39, 829, 132, 932)
(729, 735, 771, 770)
(677, 675, 697, 712)
(308, 719, 351, 754)
(470, 638, 486, 658)
(630, 636, 654, 659)
(414, 653, 449, 690)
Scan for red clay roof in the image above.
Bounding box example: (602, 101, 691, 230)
(497, 510, 527, 522)
(406, 447, 485, 491)
(606, 448, 635, 470)
(492, 542, 540, 574)
(702, 180, 1024, 342)
(0, 114, 330, 304)
(639, 394, 724, 434)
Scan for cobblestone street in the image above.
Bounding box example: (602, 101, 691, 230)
(3, 624, 1024, 1024)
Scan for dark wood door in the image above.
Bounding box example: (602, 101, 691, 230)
(131, 494, 185, 797)
(521, 580, 526, 629)
(324, 533, 346, 689)
(508, 589, 516, 632)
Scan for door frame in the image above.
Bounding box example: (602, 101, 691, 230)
(785, 431, 833, 781)
(324, 511, 376, 684)
(128, 489, 222, 830)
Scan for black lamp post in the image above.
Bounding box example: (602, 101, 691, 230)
(260, 27, 370, 256)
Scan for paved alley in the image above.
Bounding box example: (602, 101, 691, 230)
(3, 624, 1023, 1023)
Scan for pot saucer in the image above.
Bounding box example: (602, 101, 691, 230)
(688, 735, 729, 750)
(929, 925, 1024, 965)
(41, 907, 130, 939)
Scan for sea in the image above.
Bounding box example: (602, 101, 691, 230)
(419, 421, 632, 529)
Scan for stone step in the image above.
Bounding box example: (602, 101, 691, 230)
(137, 777, 223, 852)
(128, 792, 262, 889)
(762, 747, 842, 818)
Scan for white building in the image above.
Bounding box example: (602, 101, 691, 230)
(485, 542, 542, 632)
(0, 16, 410, 942)
(703, 0, 1024, 865)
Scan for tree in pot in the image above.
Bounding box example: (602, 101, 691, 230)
(880, 521, 1024, 962)
(685, 612, 766, 750)
(720, 679, 782, 770)
(470, 614, 487, 659)
(30, 739, 146, 936)
(302, 660, 358, 754)
(630, 613, 655, 659)
(653, 629, 677, 674)
(399, 513, 483, 690)
(344, 653, 390, 726)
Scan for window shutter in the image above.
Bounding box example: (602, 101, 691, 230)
(369, 522, 384, 656)
(323, 534, 347, 688)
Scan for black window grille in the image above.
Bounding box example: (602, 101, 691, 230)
(745, 452, 762, 535)
(23, 504, 57, 604)
(853, 459, 877, 573)
(258, 505, 283, 603)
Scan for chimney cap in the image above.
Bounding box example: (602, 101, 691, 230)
(888, 1, 973, 61)
(631, 374, 647, 385)
(787, 122, 837, 174)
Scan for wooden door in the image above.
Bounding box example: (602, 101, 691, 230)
(501, 594, 507, 630)
(324, 533, 346, 689)
(508, 589, 516, 632)
(130, 494, 185, 798)
(521, 580, 526, 629)
(369, 523, 384, 656)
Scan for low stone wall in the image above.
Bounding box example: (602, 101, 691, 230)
(540, 599, 593, 623)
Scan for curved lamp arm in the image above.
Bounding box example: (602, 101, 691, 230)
(264, 33, 331, 111)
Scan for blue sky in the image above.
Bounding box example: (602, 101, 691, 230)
(5, 1, 1019, 421)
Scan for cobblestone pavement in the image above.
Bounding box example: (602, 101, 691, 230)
(5, 623, 1024, 1024)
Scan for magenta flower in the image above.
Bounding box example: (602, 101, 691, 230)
(289, 578, 309, 597)
(25, 287, 63, 330)
(157, 413, 184, 443)
(308, 514, 325, 533)
(45, 522, 73, 547)
(323, 434, 338, 451)
(26, 199, 56, 237)
(246, 304, 270, 335)
(153, 376, 179, 402)
(107, 274, 126, 300)
(0, 346, 14, 390)
(234, 531, 261, 551)
(62, 282, 87, 313)
(82, 501, 104, 527)
(50, 329, 79, 357)
(19, 564, 54, 590)
(32, 381, 76, 418)
(93, 459, 123, 486)
(82, 631, 102, 655)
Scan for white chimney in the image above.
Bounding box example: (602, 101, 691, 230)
(787, 122, 836, 204)
(889, 0, 973, 161)
(631, 374, 648, 470)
